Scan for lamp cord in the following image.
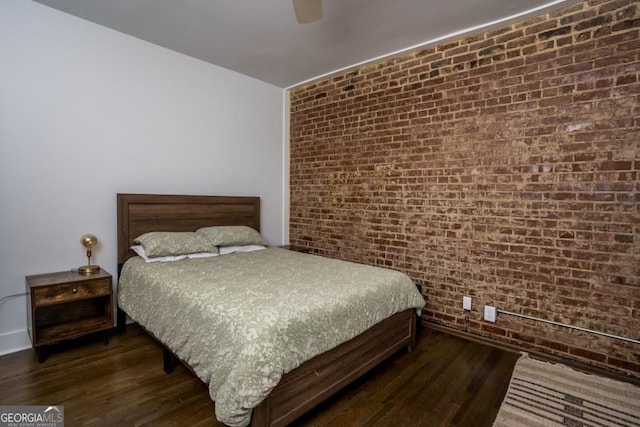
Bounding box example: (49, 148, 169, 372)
(0, 292, 27, 304)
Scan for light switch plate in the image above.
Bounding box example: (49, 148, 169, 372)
(463, 296, 472, 311)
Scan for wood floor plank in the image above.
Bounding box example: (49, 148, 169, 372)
(0, 324, 520, 426)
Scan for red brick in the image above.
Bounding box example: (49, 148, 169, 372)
(289, 0, 640, 377)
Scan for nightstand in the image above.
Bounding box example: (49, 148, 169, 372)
(26, 269, 113, 362)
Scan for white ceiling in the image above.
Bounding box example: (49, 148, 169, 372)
(32, 0, 570, 89)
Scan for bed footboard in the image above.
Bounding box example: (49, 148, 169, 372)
(251, 309, 416, 427)
(120, 302, 416, 426)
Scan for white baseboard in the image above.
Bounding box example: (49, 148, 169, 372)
(0, 329, 31, 356)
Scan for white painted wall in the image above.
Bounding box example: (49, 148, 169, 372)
(0, 1, 285, 355)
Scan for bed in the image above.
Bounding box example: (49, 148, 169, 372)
(116, 193, 425, 427)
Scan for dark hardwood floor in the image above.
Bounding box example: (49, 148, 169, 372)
(0, 325, 520, 426)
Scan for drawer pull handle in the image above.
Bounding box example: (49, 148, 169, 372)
(72, 288, 78, 294)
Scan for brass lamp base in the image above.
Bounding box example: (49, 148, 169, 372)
(78, 265, 101, 275)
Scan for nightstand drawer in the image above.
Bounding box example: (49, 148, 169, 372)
(33, 278, 111, 306)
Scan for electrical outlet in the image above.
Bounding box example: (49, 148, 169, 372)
(484, 305, 497, 323)
(462, 296, 472, 311)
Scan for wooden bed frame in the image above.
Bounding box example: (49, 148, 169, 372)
(116, 193, 418, 427)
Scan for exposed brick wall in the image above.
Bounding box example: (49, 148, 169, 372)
(289, 0, 639, 376)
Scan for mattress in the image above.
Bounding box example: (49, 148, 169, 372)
(118, 247, 425, 426)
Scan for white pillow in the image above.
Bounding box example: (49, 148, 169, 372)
(131, 245, 218, 262)
(131, 245, 186, 263)
(186, 251, 219, 259)
(218, 245, 266, 255)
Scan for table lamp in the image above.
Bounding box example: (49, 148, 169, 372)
(78, 233, 101, 275)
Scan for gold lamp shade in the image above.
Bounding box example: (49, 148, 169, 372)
(78, 233, 101, 275)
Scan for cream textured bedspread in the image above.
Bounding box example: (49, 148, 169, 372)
(118, 247, 425, 427)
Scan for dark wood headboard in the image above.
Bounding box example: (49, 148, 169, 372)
(117, 193, 261, 265)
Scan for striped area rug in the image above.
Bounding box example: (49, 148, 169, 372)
(494, 354, 640, 427)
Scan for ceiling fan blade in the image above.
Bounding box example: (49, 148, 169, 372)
(292, 0, 323, 24)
